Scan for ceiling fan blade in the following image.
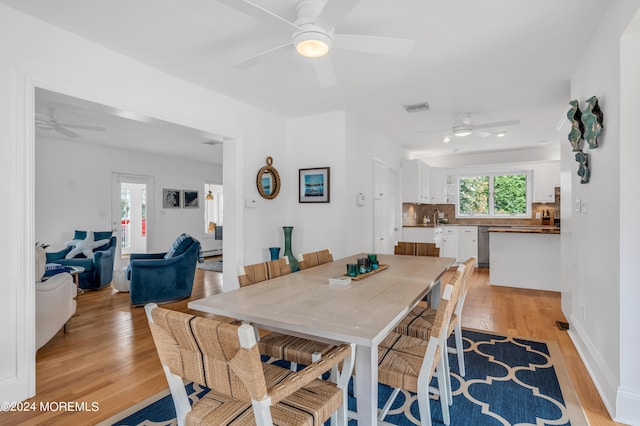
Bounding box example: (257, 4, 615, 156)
(473, 130, 492, 138)
(473, 119, 521, 130)
(54, 126, 81, 138)
(333, 34, 415, 55)
(216, 0, 300, 31)
(233, 41, 293, 68)
(312, 55, 337, 88)
(315, 0, 360, 30)
(57, 123, 106, 132)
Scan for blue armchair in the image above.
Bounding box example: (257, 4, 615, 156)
(46, 233, 117, 290)
(128, 234, 202, 306)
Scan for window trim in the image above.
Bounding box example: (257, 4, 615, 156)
(455, 171, 532, 219)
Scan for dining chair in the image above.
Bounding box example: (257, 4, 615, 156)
(237, 257, 338, 370)
(297, 249, 334, 270)
(377, 275, 461, 426)
(144, 304, 355, 426)
(393, 257, 476, 378)
(393, 242, 439, 257)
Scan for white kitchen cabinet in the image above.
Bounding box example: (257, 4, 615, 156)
(402, 226, 442, 244)
(440, 226, 478, 265)
(429, 168, 447, 203)
(402, 159, 430, 203)
(533, 162, 560, 203)
(440, 226, 458, 259)
(458, 226, 478, 265)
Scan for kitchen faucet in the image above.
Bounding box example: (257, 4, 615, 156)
(433, 208, 440, 225)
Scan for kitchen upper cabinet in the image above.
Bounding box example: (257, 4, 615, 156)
(533, 162, 560, 203)
(402, 159, 430, 203)
(429, 168, 447, 203)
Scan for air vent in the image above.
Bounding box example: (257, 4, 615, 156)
(403, 102, 430, 113)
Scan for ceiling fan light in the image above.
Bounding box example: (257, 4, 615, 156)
(295, 31, 332, 58)
(453, 128, 472, 137)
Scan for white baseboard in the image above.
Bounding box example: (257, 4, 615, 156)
(616, 388, 640, 425)
(203, 249, 222, 257)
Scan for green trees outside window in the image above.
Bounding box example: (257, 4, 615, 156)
(458, 173, 529, 217)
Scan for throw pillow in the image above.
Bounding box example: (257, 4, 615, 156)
(65, 231, 110, 259)
(74, 230, 113, 252)
(165, 233, 193, 259)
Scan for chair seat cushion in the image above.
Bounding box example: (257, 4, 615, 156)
(258, 332, 335, 366)
(186, 363, 342, 426)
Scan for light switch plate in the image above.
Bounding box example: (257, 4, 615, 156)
(575, 198, 581, 213)
(580, 199, 587, 213)
(535, 212, 541, 219)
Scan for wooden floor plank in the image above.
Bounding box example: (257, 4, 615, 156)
(0, 266, 621, 425)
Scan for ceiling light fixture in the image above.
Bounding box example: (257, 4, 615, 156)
(294, 31, 332, 58)
(496, 132, 506, 137)
(453, 128, 472, 137)
(443, 136, 451, 143)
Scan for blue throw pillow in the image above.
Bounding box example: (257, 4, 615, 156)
(165, 234, 194, 259)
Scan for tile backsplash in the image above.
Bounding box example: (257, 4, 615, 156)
(403, 187, 560, 227)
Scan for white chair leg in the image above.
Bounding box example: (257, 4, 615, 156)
(252, 398, 274, 426)
(454, 323, 465, 376)
(416, 381, 432, 426)
(436, 361, 450, 425)
(378, 387, 401, 421)
(442, 345, 453, 406)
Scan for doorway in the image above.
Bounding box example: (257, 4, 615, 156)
(112, 173, 155, 269)
(373, 159, 399, 254)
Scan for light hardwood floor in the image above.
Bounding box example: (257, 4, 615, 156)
(1, 266, 621, 425)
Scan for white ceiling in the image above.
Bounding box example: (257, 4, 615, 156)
(5, 0, 610, 162)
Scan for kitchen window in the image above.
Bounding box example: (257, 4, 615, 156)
(456, 172, 530, 218)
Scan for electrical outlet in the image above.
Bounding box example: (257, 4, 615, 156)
(535, 212, 541, 219)
(581, 305, 586, 321)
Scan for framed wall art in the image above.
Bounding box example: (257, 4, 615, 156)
(299, 167, 330, 203)
(182, 190, 199, 208)
(163, 188, 181, 208)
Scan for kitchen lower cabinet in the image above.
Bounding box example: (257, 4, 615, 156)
(440, 226, 478, 265)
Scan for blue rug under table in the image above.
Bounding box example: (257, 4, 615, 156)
(99, 329, 587, 426)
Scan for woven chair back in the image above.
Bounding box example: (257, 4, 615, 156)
(238, 258, 292, 287)
(431, 273, 462, 342)
(393, 242, 439, 257)
(299, 249, 334, 270)
(148, 307, 267, 402)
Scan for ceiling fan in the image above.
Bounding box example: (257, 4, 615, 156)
(418, 113, 521, 142)
(35, 110, 106, 138)
(217, 0, 415, 87)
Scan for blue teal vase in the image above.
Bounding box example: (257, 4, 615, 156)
(282, 226, 299, 272)
(269, 247, 280, 260)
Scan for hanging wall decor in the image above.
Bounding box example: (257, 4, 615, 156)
(581, 96, 603, 149)
(575, 150, 590, 184)
(256, 156, 281, 199)
(567, 100, 584, 152)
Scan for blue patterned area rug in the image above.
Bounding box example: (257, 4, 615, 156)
(98, 329, 587, 426)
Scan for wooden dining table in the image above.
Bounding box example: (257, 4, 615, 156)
(188, 253, 455, 425)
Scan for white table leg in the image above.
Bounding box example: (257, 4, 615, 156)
(355, 344, 377, 425)
(431, 278, 442, 309)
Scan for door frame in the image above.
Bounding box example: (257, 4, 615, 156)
(111, 173, 155, 269)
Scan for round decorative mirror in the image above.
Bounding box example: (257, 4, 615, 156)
(257, 156, 281, 199)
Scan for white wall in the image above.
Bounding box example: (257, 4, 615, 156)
(284, 111, 348, 259)
(0, 3, 286, 402)
(35, 136, 222, 254)
(565, 1, 640, 423)
(345, 113, 407, 255)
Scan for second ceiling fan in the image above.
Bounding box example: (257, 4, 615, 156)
(218, 0, 415, 87)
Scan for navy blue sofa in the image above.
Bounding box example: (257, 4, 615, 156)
(128, 235, 201, 306)
(46, 232, 117, 290)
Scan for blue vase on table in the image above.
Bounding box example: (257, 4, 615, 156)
(269, 247, 280, 260)
(282, 226, 299, 272)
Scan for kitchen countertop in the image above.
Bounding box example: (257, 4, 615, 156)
(488, 226, 560, 234)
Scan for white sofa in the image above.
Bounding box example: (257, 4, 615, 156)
(36, 273, 77, 350)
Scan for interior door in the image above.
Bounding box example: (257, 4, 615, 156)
(111, 173, 155, 269)
(373, 160, 398, 254)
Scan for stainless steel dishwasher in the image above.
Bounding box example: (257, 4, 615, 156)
(478, 226, 490, 267)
